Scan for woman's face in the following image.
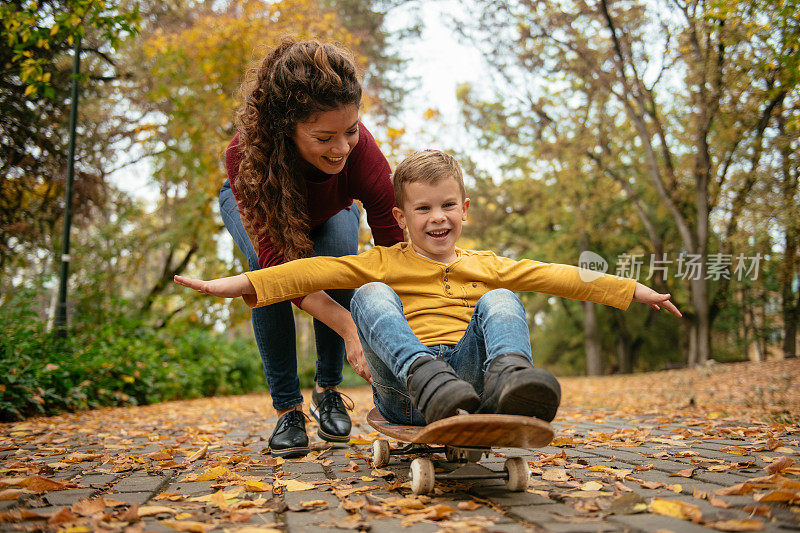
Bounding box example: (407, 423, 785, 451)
(292, 105, 360, 174)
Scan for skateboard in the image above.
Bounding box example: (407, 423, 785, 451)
(367, 407, 555, 494)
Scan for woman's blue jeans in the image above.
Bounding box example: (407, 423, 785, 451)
(350, 282, 534, 425)
(219, 180, 359, 410)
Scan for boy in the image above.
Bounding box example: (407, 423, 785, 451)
(175, 150, 680, 431)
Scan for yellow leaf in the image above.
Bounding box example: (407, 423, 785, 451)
(191, 466, 230, 481)
(706, 519, 763, 531)
(581, 481, 604, 491)
(24, 85, 36, 97)
(244, 480, 272, 492)
(668, 484, 682, 493)
(184, 444, 208, 463)
(650, 498, 702, 522)
(187, 488, 242, 503)
(300, 499, 328, 508)
(274, 479, 314, 491)
(348, 437, 371, 445)
(161, 519, 210, 532)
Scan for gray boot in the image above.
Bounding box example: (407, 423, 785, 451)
(406, 356, 480, 424)
(478, 353, 561, 422)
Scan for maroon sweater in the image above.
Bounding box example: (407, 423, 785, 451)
(225, 122, 404, 306)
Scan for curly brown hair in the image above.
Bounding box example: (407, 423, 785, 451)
(235, 37, 362, 261)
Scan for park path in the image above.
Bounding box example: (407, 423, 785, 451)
(1, 359, 798, 532)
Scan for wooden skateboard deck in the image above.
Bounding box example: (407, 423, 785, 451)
(367, 407, 554, 448)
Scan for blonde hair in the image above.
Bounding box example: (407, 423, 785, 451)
(392, 150, 466, 208)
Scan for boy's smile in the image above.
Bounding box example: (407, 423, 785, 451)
(392, 177, 470, 264)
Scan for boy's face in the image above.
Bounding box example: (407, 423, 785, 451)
(392, 176, 469, 264)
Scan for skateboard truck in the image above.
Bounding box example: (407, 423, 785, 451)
(406, 455, 530, 494)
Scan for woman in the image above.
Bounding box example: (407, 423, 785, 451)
(218, 38, 403, 458)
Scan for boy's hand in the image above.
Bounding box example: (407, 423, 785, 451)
(173, 274, 255, 299)
(633, 282, 682, 318)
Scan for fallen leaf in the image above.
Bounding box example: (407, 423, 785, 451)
(228, 526, 282, 533)
(341, 498, 365, 513)
(161, 519, 211, 532)
(542, 468, 570, 482)
(580, 481, 604, 491)
(1, 475, 69, 492)
(753, 489, 800, 503)
(705, 519, 763, 531)
(0, 509, 47, 522)
(300, 499, 329, 508)
(138, 505, 178, 517)
(764, 457, 794, 475)
(155, 492, 185, 501)
(370, 468, 395, 478)
(245, 480, 273, 492)
(457, 500, 481, 511)
(47, 507, 78, 524)
(650, 498, 702, 523)
(185, 444, 208, 463)
(0, 488, 29, 501)
(184, 465, 231, 481)
(211, 489, 230, 511)
(715, 482, 754, 496)
(275, 479, 314, 492)
(340, 461, 359, 472)
(71, 496, 108, 516)
(609, 492, 647, 515)
(668, 468, 695, 478)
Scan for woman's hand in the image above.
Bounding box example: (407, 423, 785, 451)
(632, 282, 682, 318)
(174, 273, 255, 299)
(344, 331, 372, 385)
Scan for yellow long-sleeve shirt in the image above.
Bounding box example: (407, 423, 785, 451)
(244, 243, 637, 346)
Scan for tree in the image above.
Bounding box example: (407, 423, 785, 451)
(0, 0, 139, 282)
(456, 0, 800, 366)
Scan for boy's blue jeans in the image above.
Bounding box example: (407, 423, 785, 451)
(350, 282, 534, 425)
(219, 180, 360, 410)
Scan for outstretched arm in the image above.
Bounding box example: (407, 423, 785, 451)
(173, 274, 255, 299)
(632, 282, 682, 317)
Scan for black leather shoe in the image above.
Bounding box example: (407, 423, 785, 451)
(478, 353, 561, 422)
(310, 388, 353, 442)
(406, 356, 480, 424)
(268, 410, 309, 458)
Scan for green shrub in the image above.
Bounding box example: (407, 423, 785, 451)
(0, 288, 264, 421)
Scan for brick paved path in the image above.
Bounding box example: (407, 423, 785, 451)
(1, 394, 798, 532)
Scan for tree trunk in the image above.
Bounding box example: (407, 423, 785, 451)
(687, 321, 698, 367)
(582, 301, 603, 375)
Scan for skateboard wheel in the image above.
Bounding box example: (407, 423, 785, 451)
(372, 439, 390, 467)
(410, 458, 435, 495)
(504, 457, 530, 491)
